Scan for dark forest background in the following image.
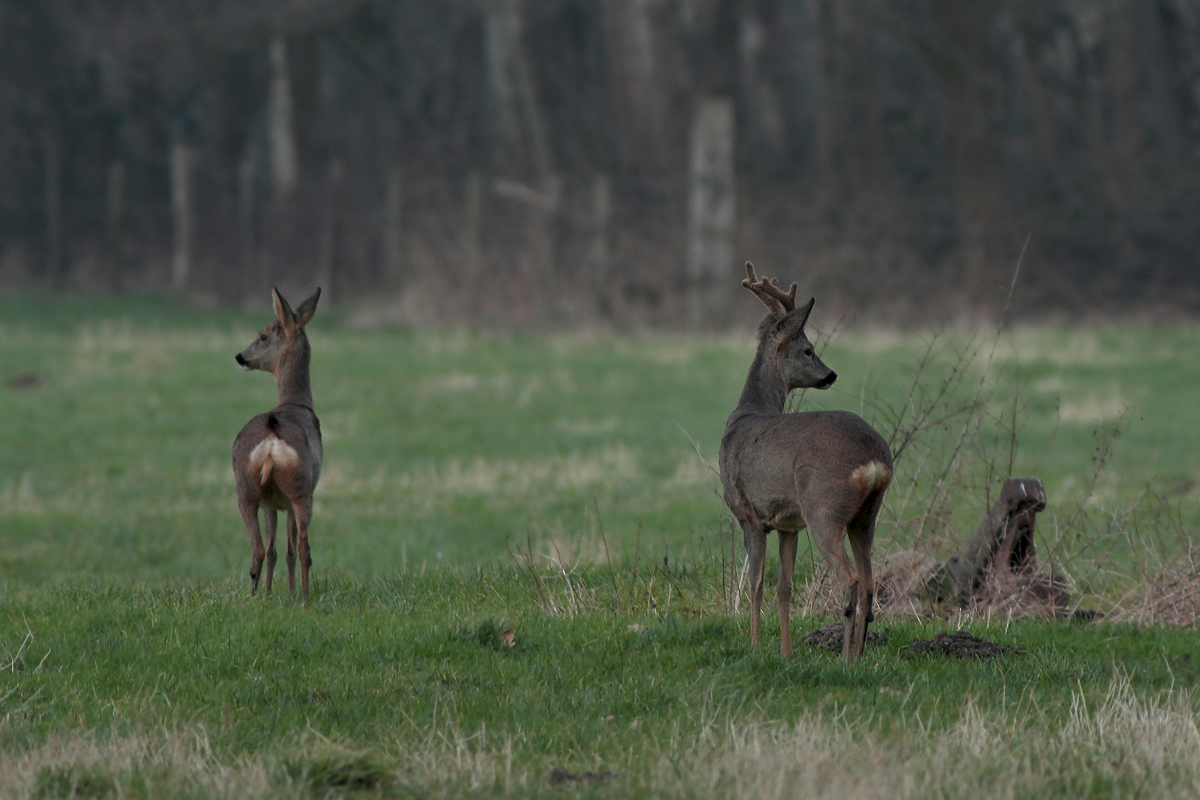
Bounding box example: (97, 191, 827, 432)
(3, 0, 1200, 327)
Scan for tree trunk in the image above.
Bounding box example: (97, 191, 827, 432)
(317, 158, 343, 299)
(464, 171, 484, 313)
(931, 0, 1010, 302)
(687, 98, 736, 330)
(383, 164, 404, 291)
(484, 0, 551, 179)
(268, 35, 298, 200)
(600, 0, 664, 169)
(1104, 0, 1146, 278)
(170, 131, 192, 293)
(590, 173, 613, 318)
(105, 161, 125, 292)
(238, 155, 258, 297)
(813, 0, 889, 224)
(43, 130, 63, 288)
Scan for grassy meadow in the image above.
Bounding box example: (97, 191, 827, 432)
(1, 292, 1199, 798)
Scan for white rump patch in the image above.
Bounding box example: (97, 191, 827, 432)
(851, 461, 892, 492)
(248, 435, 299, 485)
(250, 435, 299, 467)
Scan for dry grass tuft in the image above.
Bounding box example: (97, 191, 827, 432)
(1105, 547, 1200, 628)
(2, 677, 1196, 799)
(661, 673, 1200, 799)
(0, 728, 272, 800)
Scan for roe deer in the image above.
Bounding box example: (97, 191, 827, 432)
(232, 287, 322, 605)
(720, 263, 892, 659)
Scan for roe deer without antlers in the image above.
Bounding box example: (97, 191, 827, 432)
(720, 263, 893, 659)
(232, 287, 322, 605)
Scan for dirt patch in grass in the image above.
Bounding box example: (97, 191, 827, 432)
(900, 630, 1025, 659)
(5, 371, 42, 390)
(548, 767, 614, 786)
(801, 625, 1025, 659)
(800, 622, 890, 653)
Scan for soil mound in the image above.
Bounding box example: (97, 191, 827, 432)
(900, 630, 1024, 659)
(549, 767, 613, 786)
(801, 622, 889, 653)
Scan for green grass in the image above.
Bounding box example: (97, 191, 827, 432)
(1, 293, 1199, 797)
(3, 572, 1199, 798)
(3, 294, 1197, 582)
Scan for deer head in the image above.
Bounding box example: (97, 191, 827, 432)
(236, 288, 321, 374)
(743, 262, 836, 392)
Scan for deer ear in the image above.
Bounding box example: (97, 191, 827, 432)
(272, 288, 296, 326)
(294, 287, 321, 327)
(797, 296, 815, 326)
(773, 297, 815, 343)
(772, 293, 811, 338)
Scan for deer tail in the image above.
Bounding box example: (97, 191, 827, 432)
(259, 417, 281, 485)
(247, 429, 299, 489)
(851, 461, 893, 493)
(259, 458, 274, 486)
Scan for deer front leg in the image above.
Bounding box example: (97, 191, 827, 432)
(777, 531, 799, 658)
(240, 500, 266, 595)
(741, 521, 768, 647)
(262, 509, 278, 597)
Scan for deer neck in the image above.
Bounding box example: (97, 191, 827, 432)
(731, 346, 788, 419)
(273, 339, 314, 409)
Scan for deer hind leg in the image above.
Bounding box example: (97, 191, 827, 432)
(285, 510, 298, 595)
(740, 521, 768, 647)
(808, 517, 861, 658)
(293, 501, 314, 606)
(842, 502, 880, 659)
(262, 509, 279, 597)
(239, 498, 266, 595)
(842, 533, 874, 659)
(777, 530, 799, 658)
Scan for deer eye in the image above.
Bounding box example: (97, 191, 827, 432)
(804, 347, 814, 357)
(258, 334, 268, 342)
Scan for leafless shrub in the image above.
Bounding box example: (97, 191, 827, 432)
(783, 246, 1199, 627)
(1100, 495, 1200, 628)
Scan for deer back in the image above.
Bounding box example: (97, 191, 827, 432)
(721, 409, 892, 531)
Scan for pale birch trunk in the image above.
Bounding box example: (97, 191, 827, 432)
(268, 36, 298, 199)
(687, 98, 736, 330)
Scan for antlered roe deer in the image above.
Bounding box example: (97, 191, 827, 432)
(720, 263, 893, 659)
(232, 287, 322, 605)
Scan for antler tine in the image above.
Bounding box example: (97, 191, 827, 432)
(742, 260, 759, 286)
(741, 261, 798, 317)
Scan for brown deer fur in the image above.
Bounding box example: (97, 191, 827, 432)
(232, 288, 322, 605)
(720, 263, 893, 658)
